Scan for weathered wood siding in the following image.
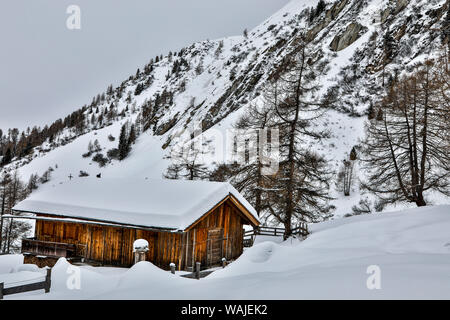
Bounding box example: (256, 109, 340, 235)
(35, 219, 166, 267)
(183, 199, 245, 270)
(32, 198, 248, 270)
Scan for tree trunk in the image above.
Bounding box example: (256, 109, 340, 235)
(283, 221, 292, 241)
(415, 196, 427, 207)
(6, 219, 13, 253)
(0, 191, 5, 253)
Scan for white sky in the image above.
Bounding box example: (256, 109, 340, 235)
(0, 0, 290, 132)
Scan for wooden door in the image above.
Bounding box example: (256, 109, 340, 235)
(90, 226, 104, 262)
(207, 228, 223, 267)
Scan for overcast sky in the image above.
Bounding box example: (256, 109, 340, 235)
(0, 0, 290, 133)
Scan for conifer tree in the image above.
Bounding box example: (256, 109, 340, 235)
(27, 174, 39, 193)
(262, 38, 333, 238)
(0, 171, 30, 253)
(118, 123, 130, 161)
(0, 172, 11, 251)
(367, 103, 376, 120)
(165, 139, 210, 181)
(1, 148, 12, 166)
(128, 124, 136, 146)
(350, 147, 358, 161)
(219, 102, 276, 217)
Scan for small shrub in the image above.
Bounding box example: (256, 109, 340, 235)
(107, 148, 120, 160)
(92, 153, 108, 167)
(79, 170, 89, 177)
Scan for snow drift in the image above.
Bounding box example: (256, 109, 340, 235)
(1, 205, 449, 299)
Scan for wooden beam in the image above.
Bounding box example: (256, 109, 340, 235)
(184, 196, 230, 231)
(184, 194, 259, 232)
(9, 212, 178, 233)
(227, 195, 260, 227)
(4, 214, 179, 233)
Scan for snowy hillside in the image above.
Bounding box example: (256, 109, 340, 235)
(3, 0, 449, 218)
(1, 205, 449, 299)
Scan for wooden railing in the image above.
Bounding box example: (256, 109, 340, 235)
(21, 238, 77, 258)
(0, 268, 51, 299)
(291, 223, 309, 237)
(243, 223, 309, 247)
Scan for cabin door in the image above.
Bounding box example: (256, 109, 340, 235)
(207, 228, 223, 267)
(90, 226, 104, 262)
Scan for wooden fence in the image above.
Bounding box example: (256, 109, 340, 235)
(0, 268, 51, 299)
(243, 223, 309, 247)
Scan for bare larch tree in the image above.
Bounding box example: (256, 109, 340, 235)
(362, 55, 450, 207)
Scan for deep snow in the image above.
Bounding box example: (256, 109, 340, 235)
(1, 205, 449, 299)
(1, 0, 449, 300)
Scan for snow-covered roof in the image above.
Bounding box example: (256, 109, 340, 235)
(13, 178, 259, 230)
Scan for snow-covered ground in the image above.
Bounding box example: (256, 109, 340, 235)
(1, 205, 449, 300)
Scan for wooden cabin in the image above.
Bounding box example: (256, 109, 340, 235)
(12, 178, 260, 270)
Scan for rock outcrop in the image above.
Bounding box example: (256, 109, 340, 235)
(305, 0, 350, 42)
(330, 22, 365, 51)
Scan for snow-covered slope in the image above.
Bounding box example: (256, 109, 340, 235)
(1, 205, 449, 299)
(4, 0, 449, 217)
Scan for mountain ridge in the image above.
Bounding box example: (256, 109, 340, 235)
(1, 0, 448, 218)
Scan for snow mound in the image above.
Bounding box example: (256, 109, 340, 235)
(12, 264, 41, 274)
(0, 254, 24, 274)
(208, 205, 450, 299)
(50, 258, 117, 298)
(1, 205, 450, 299)
(119, 262, 174, 284)
(50, 258, 75, 291)
(208, 242, 278, 280)
(98, 261, 190, 299)
(242, 242, 276, 264)
(253, 235, 284, 245)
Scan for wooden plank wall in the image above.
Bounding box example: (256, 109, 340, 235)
(33, 199, 248, 270)
(34, 219, 183, 269)
(184, 199, 245, 269)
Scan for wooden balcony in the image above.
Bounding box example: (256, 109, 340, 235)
(21, 238, 78, 259)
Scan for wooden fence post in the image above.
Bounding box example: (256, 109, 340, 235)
(0, 282, 4, 300)
(170, 263, 176, 274)
(44, 268, 52, 293)
(195, 262, 201, 280)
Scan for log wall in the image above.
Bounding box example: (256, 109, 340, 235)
(32, 198, 248, 270)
